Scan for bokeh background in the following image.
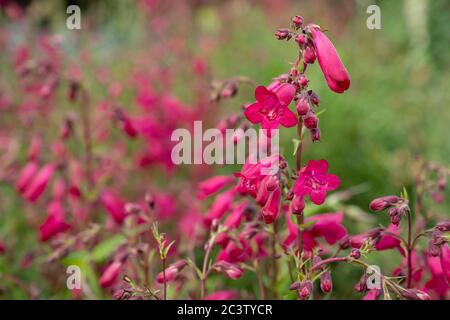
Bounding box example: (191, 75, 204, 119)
(0, 0, 449, 299)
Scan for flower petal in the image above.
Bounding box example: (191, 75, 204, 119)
(326, 174, 341, 190)
(310, 189, 327, 205)
(279, 108, 298, 127)
(274, 83, 296, 106)
(244, 102, 263, 124)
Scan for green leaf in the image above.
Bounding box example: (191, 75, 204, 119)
(163, 240, 176, 258)
(292, 138, 301, 156)
(91, 234, 126, 263)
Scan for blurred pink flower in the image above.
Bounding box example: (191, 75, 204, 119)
(204, 290, 239, 300)
(99, 261, 122, 288)
(101, 190, 127, 224)
(197, 175, 234, 199)
(23, 163, 55, 202)
(156, 260, 187, 284)
(39, 201, 70, 242)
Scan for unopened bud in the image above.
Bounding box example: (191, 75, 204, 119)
(320, 271, 333, 293)
(298, 280, 313, 300)
(295, 34, 307, 46)
(401, 289, 430, 300)
(369, 195, 400, 211)
(296, 98, 310, 116)
(292, 15, 303, 29)
(303, 112, 318, 129)
(275, 28, 291, 40)
(291, 196, 305, 215)
(350, 249, 361, 259)
(310, 128, 321, 142)
(298, 75, 309, 87)
(303, 46, 316, 64)
(145, 193, 155, 210)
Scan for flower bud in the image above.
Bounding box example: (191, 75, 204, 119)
(320, 271, 333, 293)
(303, 46, 316, 64)
(298, 280, 313, 300)
(309, 91, 320, 105)
(401, 289, 431, 300)
(145, 192, 155, 210)
(285, 190, 294, 201)
(436, 221, 450, 232)
(354, 273, 368, 292)
(295, 34, 307, 46)
(303, 112, 318, 129)
(291, 196, 305, 215)
(296, 98, 310, 116)
(221, 82, 238, 99)
(265, 176, 279, 192)
(310, 128, 321, 142)
(339, 235, 352, 249)
(275, 28, 291, 40)
(289, 281, 301, 290)
(369, 195, 400, 211)
(298, 75, 309, 87)
(350, 249, 361, 259)
(292, 15, 303, 29)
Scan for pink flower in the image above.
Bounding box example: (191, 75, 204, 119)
(293, 160, 340, 205)
(156, 260, 187, 284)
(23, 163, 55, 202)
(99, 261, 122, 288)
(311, 27, 350, 94)
(362, 289, 382, 300)
(213, 261, 244, 280)
(197, 175, 234, 199)
(244, 83, 297, 135)
(100, 190, 127, 224)
(374, 224, 405, 255)
(0, 239, 5, 254)
(204, 189, 236, 226)
(39, 201, 70, 242)
(261, 186, 281, 224)
(16, 161, 38, 193)
(283, 211, 347, 251)
(204, 290, 239, 300)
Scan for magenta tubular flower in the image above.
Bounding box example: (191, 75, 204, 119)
(283, 211, 347, 251)
(16, 161, 38, 194)
(362, 289, 382, 300)
(204, 189, 236, 226)
(197, 175, 234, 199)
(374, 224, 405, 255)
(156, 260, 187, 284)
(204, 290, 239, 300)
(369, 195, 401, 211)
(100, 190, 127, 224)
(39, 201, 70, 242)
(320, 271, 333, 294)
(261, 187, 281, 224)
(311, 27, 350, 94)
(99, 261, 122, 288)
(23, 163, 55, 202)
(293, 159, 340, 205)
(244, 83, 297, 136)
(0, 239, 6, 254)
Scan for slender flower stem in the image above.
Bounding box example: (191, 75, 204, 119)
(254, 260, 267, 300)
(406, 209, 413, 288)
(295, 117, 304, 258)
(271, 222, 279, 299)
(162, 257, 167, 300)
(200, 240, 214, 299)
(311, 256, 404, 299)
